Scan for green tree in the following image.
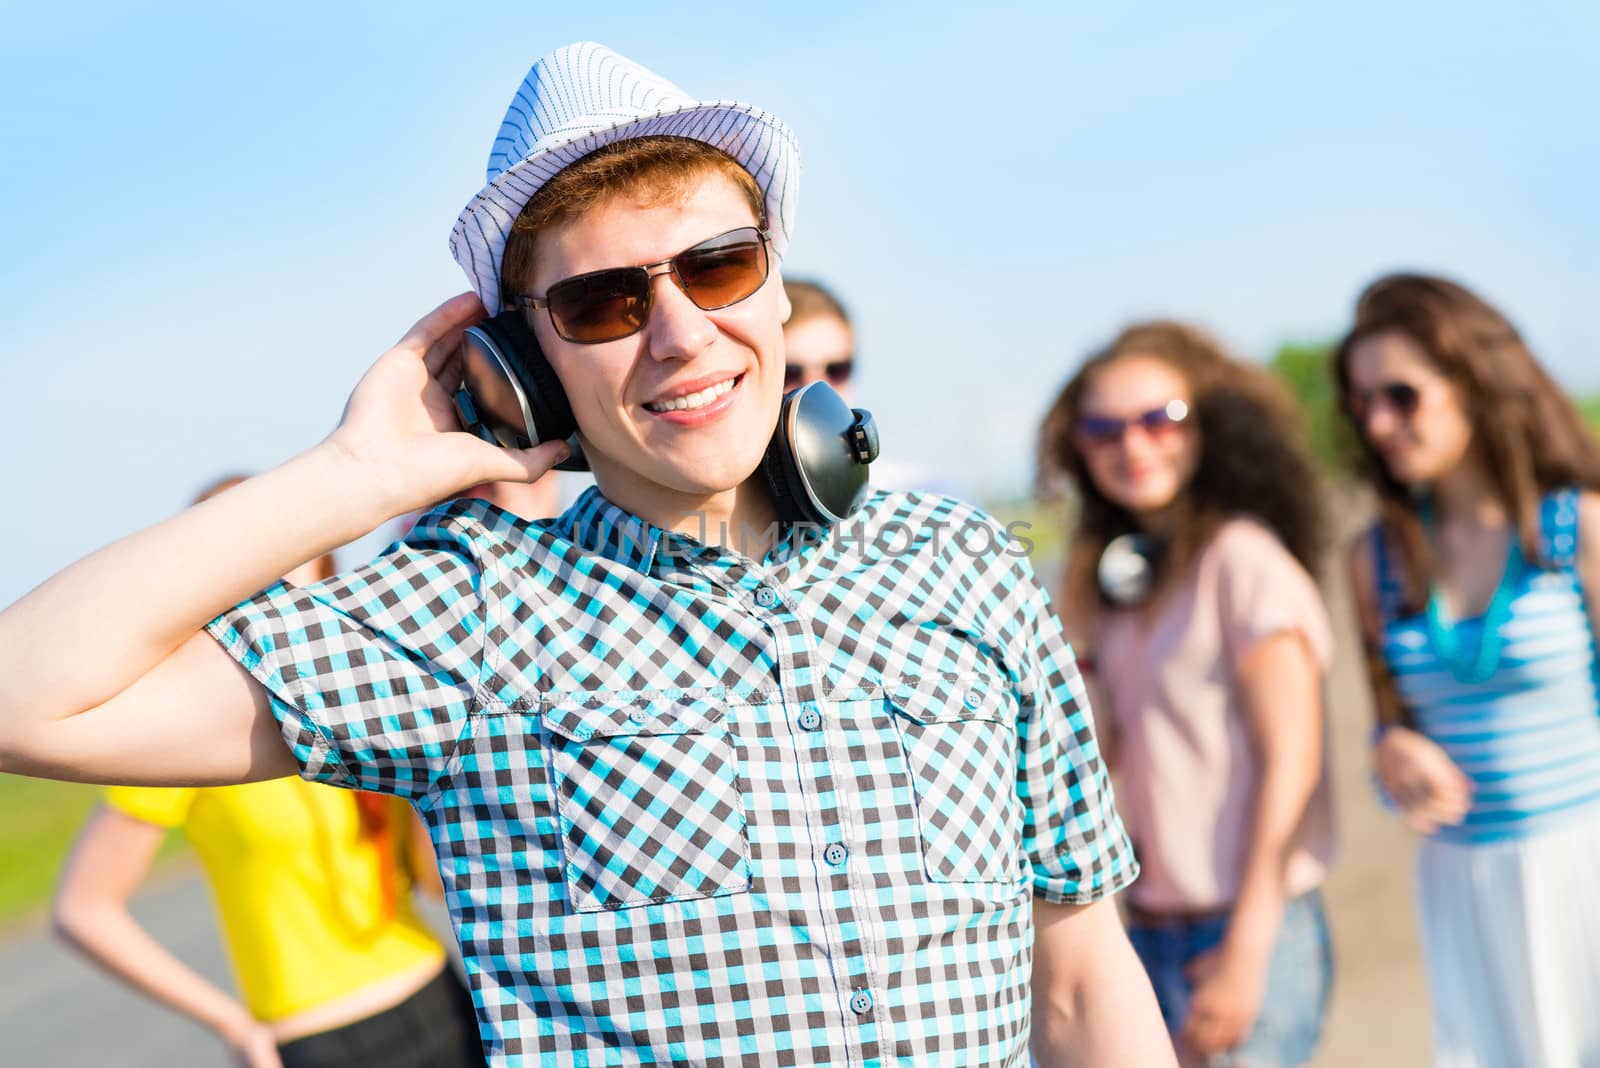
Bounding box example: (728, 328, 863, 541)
(1268, 340, 1347, 472)
(1578, 395, 1600, 437)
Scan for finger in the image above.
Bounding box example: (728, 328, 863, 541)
(1403, 813, 1441, 835)
(421, 316, 476, 379)
(1182, 1013, 1219, 1055)
(1403, 800, 1451, 833)
(500, 437, 574, 481)
(463, 436, 573, 486)
(395, 292, 485, 358)
(1416, 795, 1469, 826)
(429, 344, 465, 396)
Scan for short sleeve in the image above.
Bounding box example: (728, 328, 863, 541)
(1007, 557, 1139, 904)
(205, 503, 490, 800)
(1215, 519, 1334, 675)
(104, 785, 198, 828)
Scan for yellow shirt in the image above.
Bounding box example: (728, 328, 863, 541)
(105, 778, 446, 1022)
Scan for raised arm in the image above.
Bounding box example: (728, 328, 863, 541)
(0, 294, 569, 786)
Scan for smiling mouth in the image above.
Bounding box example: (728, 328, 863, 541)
(644, 375, 742, 414)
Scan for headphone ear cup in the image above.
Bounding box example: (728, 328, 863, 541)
(760, 390, 819, 524)
(761, 429, 815, 525)
(490, 312, 577, 444)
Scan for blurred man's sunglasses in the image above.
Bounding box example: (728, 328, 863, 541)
(784, 360, 853, 389)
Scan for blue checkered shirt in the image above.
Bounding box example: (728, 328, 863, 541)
(208, 487, 1136, 1066)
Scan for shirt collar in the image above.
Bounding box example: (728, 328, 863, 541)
(557, 486, 815, 578)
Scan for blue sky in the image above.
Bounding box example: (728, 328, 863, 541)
(2, 2, 1596, 606)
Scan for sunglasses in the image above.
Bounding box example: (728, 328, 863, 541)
(784, 359, 854, 389)
(1075, 400, 1191, 448)
(1348, 381, 1422, 424)
(513, 226, 772, 344)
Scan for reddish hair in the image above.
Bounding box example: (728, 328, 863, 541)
(500, 136, 764, 301)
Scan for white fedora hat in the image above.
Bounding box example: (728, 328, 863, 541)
(449, 41, 800, 315)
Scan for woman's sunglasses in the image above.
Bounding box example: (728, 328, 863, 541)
(784, 359, 853, 389)
(1348, 381, 1422, 424)
(1075, 400, 1191, 449)
(513, 225, 771, 344)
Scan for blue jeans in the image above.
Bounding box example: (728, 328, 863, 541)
(1126, 890, 1333, 1068)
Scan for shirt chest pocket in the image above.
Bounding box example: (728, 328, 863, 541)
(542, 690, 753, 913)
(886, 675, 1024, 886)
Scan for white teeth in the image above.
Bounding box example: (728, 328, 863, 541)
(647, 376, 737, 413)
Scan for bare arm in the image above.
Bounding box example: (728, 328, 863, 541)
(1181, 631, 1322, 1057)
(0, 295, 567, 786)
(1030, 896, 1177, 1067)
(1348, 534, 1472, 833)
(52, 805, 281, 1067)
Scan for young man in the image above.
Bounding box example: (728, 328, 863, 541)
(0, 43, 1172, 1066)
(782, 279, 858, 398)
(781, 277, 962, 498)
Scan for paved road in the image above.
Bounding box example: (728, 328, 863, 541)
(0, 871, 236, 1067)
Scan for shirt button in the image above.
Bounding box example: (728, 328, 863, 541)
(963, 688, 983, 710)
(849, 989, 874, 1015)
(573, 724, 594, 741)
(824, 843, 848, 867)
(798, 707, 822, 731)
(753, 585, 780, 608)
(628, 708, 648, 724)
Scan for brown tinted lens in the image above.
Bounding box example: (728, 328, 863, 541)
(547, 269, 649, 343)
(825, 360, 853, 385)
(675, 229, 767, 309)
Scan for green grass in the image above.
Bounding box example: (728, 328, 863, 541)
(0, 774, 188, 928)
(0, 775, 101, 926)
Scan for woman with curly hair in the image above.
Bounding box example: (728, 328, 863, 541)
(1336, 273, 1600, 1067)
(1039, 321, 1335, 1068)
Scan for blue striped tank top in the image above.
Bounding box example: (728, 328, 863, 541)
(1374, 488, 1600, 844)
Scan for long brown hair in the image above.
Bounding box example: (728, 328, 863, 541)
(1332, 273, 1600, 612)
(1039, 321, 1325, 634)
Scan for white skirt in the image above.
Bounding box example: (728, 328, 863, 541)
(1417, 805, 1600, 1068)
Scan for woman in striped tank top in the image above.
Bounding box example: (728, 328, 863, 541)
(1337, 273, 1600, 1068)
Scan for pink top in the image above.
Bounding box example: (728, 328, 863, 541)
(1097, 518, 1336, 912)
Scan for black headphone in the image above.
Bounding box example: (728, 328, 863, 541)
(453, 310, 880, 525)
(1096, 532, 1164, 607)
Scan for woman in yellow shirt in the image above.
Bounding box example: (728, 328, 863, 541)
(51, 479, 483, 1068)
